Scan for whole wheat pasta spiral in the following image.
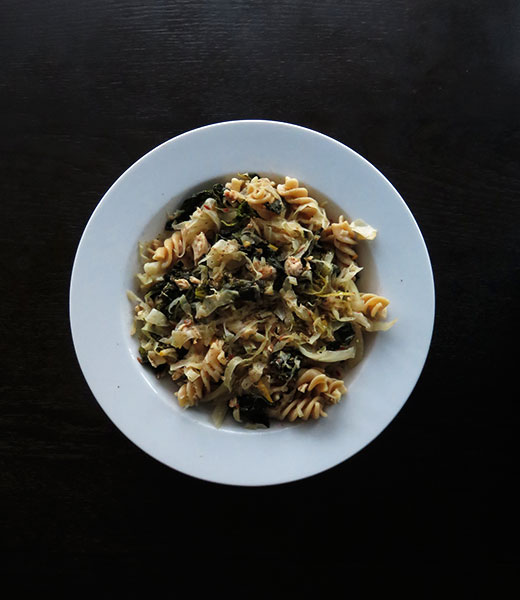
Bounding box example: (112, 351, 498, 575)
(322, 216, 358, 268)
(151, 230, 185, 269)
(176, 339, 227, 408)
(244, 177, 283, 220)
(296, 368, 330, 395)
(360, 293, 390, 319)
(296, 368, 347, 405)
(139, 199, 220, 286)
(268, 394, 328, 421)
(137, 230, 186, 287)
(276, 176, 329, 230)
(324, 377, 347, 404)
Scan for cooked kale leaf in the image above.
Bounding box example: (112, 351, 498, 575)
(328, 322, 355, 350)
(269, 350, 301, 383)
(236, 280, 262, 302)
(265, 198, 284, 214)
(146, 268, 212, 319)
(302, 232, 324, 260)
(138, 346, 151, 365)
(146, 267, 189, 306)
(220, 200, 254, 235)
(237, 394, 270, 428)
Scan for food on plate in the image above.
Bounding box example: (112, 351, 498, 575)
(128, 174, 395, 428)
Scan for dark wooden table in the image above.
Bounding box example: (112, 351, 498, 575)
(2, 0, 518, 593)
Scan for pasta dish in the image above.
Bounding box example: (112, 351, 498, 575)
(128, 174, 395, 428)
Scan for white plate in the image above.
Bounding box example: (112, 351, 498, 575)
(70, 120, 435, 486)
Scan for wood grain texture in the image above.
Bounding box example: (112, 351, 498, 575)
(1, 0, 518, 589)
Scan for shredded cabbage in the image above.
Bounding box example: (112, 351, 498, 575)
(349, 219, 377, 240)
(195, 290, 239, 318)
(299, 345, 356, 362)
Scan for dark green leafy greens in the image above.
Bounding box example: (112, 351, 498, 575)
(220, 200, 254, 234)
(265, 197, 284, 214)
(269, 350, 301, 383)
(302, 230, 324, 260)
(236, 394, 271, 428)
(233, 230, 285, 291)
(223, 278, 263, 302)
(328, 322, 355, 350)
(145, 267, 212, 320)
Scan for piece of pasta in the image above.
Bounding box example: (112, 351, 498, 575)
(136, 230, 185, 287)
(296, 368, 330, 395)
(360, 293, 390, 319)
(268, 368, 346, 422)
(296, 368, 346, 404)
(276, 176, 329, 230)
(176, 339, 227, 408)
(268, 395, 328, 422)
(321, 216, 358, 268)
(223, 177, 246, 204)
(244, 177, 283, 219)
(153, 230, 185, 269)
(324, 377, 347, 404)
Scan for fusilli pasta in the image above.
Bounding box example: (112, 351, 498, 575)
(322, 216, 358, 268)
(360, 293, 390, 319)
(176, 339, 227, 407)
(268, 394, 328, 422)
(244, 177, 284, 220)
(267, 368, 347, 422)
(276, 176, 329, 230)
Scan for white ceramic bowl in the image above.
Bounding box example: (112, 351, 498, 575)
(70, 120, 435, 486)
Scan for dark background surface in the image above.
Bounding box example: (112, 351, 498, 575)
(1, 0, 518, 593)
